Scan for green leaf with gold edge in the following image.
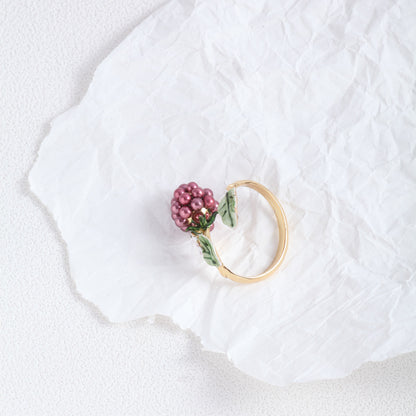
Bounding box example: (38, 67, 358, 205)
(218, 188, 237, 228)
(197, 234, 221, 267)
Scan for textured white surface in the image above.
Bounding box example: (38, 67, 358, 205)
(1, 0, 416, 414)
(29, 0, 416, 386)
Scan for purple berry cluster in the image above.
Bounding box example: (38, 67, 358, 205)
(171, 182, 219, 232)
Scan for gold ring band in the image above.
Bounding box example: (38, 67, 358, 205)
(204, 180, 288, 283)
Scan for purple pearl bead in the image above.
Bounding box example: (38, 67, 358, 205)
(175, 217, 187, 227)
(203, 188, 213, 197)
(192, 210, 204, 224)
(191, 197, 204, 211)
(212, 201, 219, 212)
(171, 202, 181, 214)
(209, 223, 215, 232)
(180, 225, 188, 232)
(179, 192, 191, 205)
(171, 213, 179, 220)
(174, 188, 185, 200)
(191, 187, 204, 198)
(188, 181, 198, 189)
(171, 197, 177, 205)
(183, 185, 192, 193)
(179, 206, 192, 219)
(204, 195, 215, 208)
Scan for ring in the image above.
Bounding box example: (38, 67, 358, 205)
(171, 180, 288, 283)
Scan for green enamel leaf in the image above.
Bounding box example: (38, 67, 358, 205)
(186, 212, 218, 235)
(218, 188, 237, 228)
(205, 211, 218, 227)
(197, 235, 221, 267)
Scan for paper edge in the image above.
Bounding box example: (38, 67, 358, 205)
(26, 171, 416, 386)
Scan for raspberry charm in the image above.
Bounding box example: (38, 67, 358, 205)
(171, 182, 219, 234)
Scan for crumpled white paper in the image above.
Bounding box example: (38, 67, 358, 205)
(29, 0, 416, 385)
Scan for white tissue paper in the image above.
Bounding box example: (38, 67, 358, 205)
(29, 0, 416, 385)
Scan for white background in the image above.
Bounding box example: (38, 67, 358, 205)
(1, 1, 415, 414)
